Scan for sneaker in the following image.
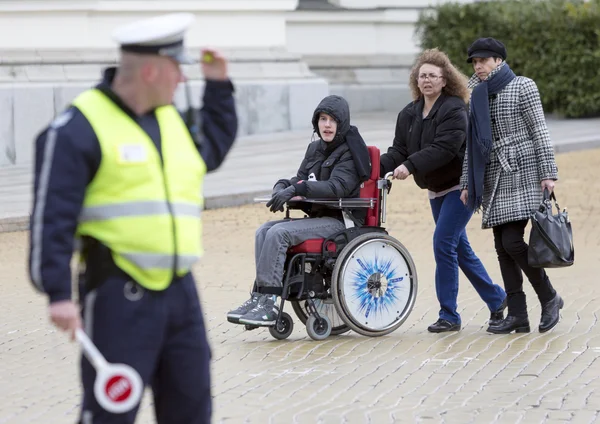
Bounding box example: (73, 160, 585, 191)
(227, 293, 259, 324)
(427, 319, 461, 333)
(238, 295, 279, 327)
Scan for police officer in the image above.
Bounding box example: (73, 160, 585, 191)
(28, 13, 237, 424)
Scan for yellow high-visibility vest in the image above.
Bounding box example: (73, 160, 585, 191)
(72, 89, 206, 290)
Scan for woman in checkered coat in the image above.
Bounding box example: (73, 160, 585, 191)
(460, 37, 564, 335)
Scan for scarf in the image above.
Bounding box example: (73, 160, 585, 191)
(344, 125, 371, 182)
(321, 125, 371, 183)
(466, 62, 516, 212)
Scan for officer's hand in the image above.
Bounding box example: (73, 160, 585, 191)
(49, 300, 82, 341)
(266, 185, 296, 213)
(200, 49, 228, 81)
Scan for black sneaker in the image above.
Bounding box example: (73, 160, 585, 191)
(427, 319, 461, 333)
(227, 293, 259, 324)
(238, 295, 279, 327)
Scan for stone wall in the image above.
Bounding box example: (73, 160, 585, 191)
(286, 7, 419, 113)
(0, 0, 330, 167)
(0, 50, 329, 167)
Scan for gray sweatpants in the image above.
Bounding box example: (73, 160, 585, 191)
(255, 217, 346, 288)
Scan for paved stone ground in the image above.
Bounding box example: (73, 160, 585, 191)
(1, 147, 599, 423)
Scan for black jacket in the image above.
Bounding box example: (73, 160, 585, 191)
(380, 94, 468, 193)
(274, 95, 371, 222)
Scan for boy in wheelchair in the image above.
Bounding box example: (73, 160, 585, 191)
(227, 95, 371, 327)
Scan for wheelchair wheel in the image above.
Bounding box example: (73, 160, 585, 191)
(332, 233, 418, 337)
(268, 312, 294, 340)
(291, 299, 350, 335)
(306, 315, 332, 341)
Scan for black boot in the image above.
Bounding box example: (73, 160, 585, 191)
(488, 297, 507, 327)
(428, 319, 461, 333)
(487, 315, 530, 334)
(539, 293, 564, 333)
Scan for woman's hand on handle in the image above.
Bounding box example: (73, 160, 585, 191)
(393, 164, 410, 180)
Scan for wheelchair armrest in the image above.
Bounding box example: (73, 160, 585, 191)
(288, 197, 377, 209)
(254, 195, 273, 203)
(254, 195, 376, 209)
(254, 196, 377, 210)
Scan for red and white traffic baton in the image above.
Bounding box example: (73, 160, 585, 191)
(75, 329, 144, 414)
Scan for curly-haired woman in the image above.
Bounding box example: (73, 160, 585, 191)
(380, 48, 506, 333)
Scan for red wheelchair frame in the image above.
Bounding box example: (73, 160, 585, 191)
(251, 146, 418, 340)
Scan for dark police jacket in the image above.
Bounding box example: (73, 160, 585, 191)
(28, 67, 238, 303)
(380, 94, 468, 193)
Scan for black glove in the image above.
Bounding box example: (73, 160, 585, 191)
(266, 185, 296, 213)
(272, 181, 288, 196)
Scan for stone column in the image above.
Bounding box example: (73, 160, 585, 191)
(0, 0, 328, 167)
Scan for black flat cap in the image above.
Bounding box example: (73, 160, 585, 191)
(466, 37, 507, 63)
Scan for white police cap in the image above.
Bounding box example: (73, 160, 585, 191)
(112, 13, 196, 64)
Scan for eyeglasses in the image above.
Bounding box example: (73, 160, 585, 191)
(418, 73, 443, 81)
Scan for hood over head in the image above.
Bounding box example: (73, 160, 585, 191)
(310, 95, 371, 183)
(311, 95, 351, 140)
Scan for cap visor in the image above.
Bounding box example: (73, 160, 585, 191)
(172, 51, 197, 65)
(467, 52, 494, 63)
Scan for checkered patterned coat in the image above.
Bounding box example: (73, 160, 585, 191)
(460, 62, 559, 229)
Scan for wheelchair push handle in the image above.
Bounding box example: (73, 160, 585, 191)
(380, 172, 394, 224)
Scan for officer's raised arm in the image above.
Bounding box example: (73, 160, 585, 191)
(190, 49, 238, 172)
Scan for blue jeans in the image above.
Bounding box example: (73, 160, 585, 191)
(429, 190, 506, 324)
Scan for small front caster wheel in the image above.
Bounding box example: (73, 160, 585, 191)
(269, 312, 294, 340)
(306, 314, 332, 340)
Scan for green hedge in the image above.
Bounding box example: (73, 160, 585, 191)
(415, 0, 600, 118)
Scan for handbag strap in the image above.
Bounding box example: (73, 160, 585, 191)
(542, 188, 561, 212)
(531, 217, 574, 263)
(543, 188, 557, 202)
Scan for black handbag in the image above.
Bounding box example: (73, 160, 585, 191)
(528, 189, 574, 268)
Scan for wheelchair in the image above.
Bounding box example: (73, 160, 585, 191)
(250, 146, 418, 341)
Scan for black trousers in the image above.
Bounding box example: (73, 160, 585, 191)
(492, 219, 556, 317)
(78, 271, 212, 424)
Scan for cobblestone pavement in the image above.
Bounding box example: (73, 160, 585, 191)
(1, 148, 599, 423)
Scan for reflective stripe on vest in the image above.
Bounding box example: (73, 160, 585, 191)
(72, 89, 207, 291)
(121, 252, 200, 271)
(79, 201, 201, 222)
